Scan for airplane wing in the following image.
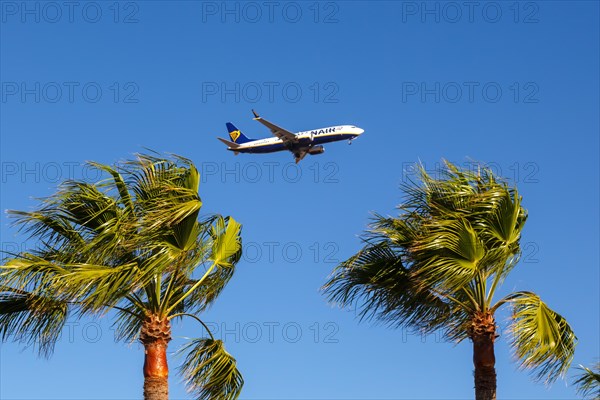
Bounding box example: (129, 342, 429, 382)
(294, 149, 309, 164)
(252, 110, 297, 143)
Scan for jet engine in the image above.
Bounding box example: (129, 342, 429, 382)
(308, 145, 325, 155)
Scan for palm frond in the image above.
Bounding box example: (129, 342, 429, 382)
(210, 217, 242, 269)
(411, 218, 485, 293)
(59, 262, 144, 313)
(2, 152, 245, 396)
(181, 267, 236, 315)
(323, 239, 453, 334)
(178, 338, 243, 400)
(8, 209, 84, 251)
(87, 161, 134, 212)
(472, 184, 527, 279)
(0, 287, 68, 357)
(506, 291, 576, 383)
(60, 181, 120, 232)
(111, 299, 146, 343)
(574, 363, 600, 399)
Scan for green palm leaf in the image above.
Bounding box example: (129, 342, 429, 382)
(87, 161, 135, 213)
(210, 217, 242, 269)
(323, 160, 576, 397)
(411, 218, 485, 293)
(574, 363, 600, 399)
(506, 291, 576, 383)
(1, 153, 245, 397)
(0, 287, 68, 357)
(178, 338, 244, 400)
(324, 240, 453, 333)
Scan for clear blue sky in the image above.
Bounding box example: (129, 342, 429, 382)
(1, 1, 598, 399)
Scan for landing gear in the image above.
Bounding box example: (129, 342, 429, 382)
(348, 139, 353, 145)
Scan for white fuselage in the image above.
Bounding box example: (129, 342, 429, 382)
(233, 125, 364, 152)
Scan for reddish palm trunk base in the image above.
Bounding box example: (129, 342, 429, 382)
(140, 316, 172, 400)
(469, 311, 497, 400)
(143, 342, 169, 400)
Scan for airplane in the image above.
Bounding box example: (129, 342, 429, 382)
(217, 110, 364, 163)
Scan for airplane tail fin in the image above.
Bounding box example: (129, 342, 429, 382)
(226, 122, 254, 144)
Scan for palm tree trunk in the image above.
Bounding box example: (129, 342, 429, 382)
(469, 311, 497, 400)
(143, 341, 169, 400)
(473, 335, 496, 400)
(140, 315, 172, 400)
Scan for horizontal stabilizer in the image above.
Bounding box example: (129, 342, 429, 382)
(217, 137, 241, 148)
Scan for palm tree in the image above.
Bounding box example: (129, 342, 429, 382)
(0, 154, 244, 400)
(574, 363, 600, 399)
(323, 161, 576, 400)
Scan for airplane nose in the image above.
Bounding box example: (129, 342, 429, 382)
(356, 128, 364, 134)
